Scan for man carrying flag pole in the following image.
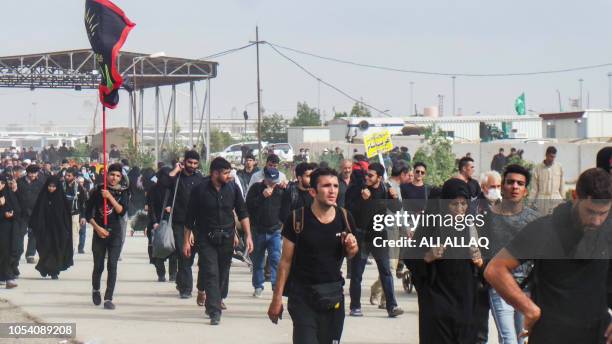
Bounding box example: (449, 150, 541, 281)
(84, 0, 134, 310)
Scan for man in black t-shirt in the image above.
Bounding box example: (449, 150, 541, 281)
(485, 168, 612, 344)
(456, 156, 482, 216)
(268, 168, 358, 344)
(401, 162, 430, 214)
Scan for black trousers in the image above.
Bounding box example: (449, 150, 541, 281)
(287, 284, 345, 344)
(10, 219, 26, 274)
(92, 233, 122, 301)
(0, 222, 13, 281)
(25, 225, 36, 258)
(146, 226, 177, 279)
(198, 233, 233, 316)
(474, 285, 490, 344)
(172, 223, 195, 294)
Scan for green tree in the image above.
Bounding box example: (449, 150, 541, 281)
(124, 139, 155, 169)
(261, 113, 288, 143)
(412, 127, 457, 186)
(333, 111, 349, 119)
(291, 102, 321, 126)
(506, 154, 535, 174)
(210, 128, 236, 153)
(350, 102, 371, 117)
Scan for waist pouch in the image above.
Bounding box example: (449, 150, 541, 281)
(305, 281, 344, 312)
(207, 227, 234, 247)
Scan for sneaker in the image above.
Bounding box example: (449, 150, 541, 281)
(210, 313, 221, 325)
(103, 300, 116, 310)
(349, 308, 363, 317)
(158, 275, 166, 282)
(180, 292, 192, 299)
(253, 288, 263, 298)
(92, 291, 102, 306)
(197, 291, 206, 307)
(387, 306, 404, 318)
(6, 280, 18, 289)
(26, 257, 36, 264)
(78, 249, 85, 254)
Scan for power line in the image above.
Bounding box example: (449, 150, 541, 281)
(268, 41, 612, 77)
(198, 43, 256, 60)
(266, 43, 392, 117)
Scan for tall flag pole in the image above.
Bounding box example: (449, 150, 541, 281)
(84, 0, 135, 225)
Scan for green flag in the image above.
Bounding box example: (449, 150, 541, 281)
(515, 93, 526, 115)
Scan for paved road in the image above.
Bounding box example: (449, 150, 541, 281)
(1, 229, 498, 344)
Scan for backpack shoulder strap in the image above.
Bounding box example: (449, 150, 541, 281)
(339, 207, 352, 233)
(292, 207, 305, 235)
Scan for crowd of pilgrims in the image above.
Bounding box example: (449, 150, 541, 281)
(1, 146, 612, 344)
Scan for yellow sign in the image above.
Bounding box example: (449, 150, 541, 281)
(363, 129, 393, 158)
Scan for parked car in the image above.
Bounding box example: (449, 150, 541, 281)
(214, 141, 267, 164)
(265, 143, 294, 162)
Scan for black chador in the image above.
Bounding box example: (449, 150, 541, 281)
(30, 176, 73, 278)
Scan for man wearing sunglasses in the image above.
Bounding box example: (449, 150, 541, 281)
(401, 162, 430, 214)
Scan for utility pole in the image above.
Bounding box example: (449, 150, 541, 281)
(578, 78, 584, 110)
(608, 72, 612, 109)
(255, 26, 263, 161)
(556, 89, 563, 112)
(409, 81, 415, 116)
(452, 76, 456, 116)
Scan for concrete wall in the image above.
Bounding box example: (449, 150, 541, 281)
(288, 127, 330, 151)
(587, 112, 612, 138)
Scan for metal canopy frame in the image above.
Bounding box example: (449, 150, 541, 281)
(0, 49, 218, 163)
(0, 49, 218, 90)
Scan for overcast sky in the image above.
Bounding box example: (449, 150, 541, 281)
(2, 0, 612, 129)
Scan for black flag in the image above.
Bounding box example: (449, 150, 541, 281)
(85, 0, 135, 108)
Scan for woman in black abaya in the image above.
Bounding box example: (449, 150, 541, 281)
(30, 175, 73, 279)
(409, 178, 482, 344)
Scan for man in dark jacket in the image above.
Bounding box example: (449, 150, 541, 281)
(347, 162, 404, 318)
(246, 167, 284, 298)
(168, 150, 204, 299)
(279, 162, 316, 224)
(17, 164, 44, 264)
(491, 148, 508, 174)
(236, 154, 259, 196)
(183, 157, 253, 325)
(63, 168, 87, 254)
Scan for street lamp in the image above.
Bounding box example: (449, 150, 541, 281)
(578, 78, 584, 109)
(243, 101, 258, 142)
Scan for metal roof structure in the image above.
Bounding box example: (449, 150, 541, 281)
(0, 49, 218, 90)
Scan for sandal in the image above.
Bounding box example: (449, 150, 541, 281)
(197, 291, 206, 307)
